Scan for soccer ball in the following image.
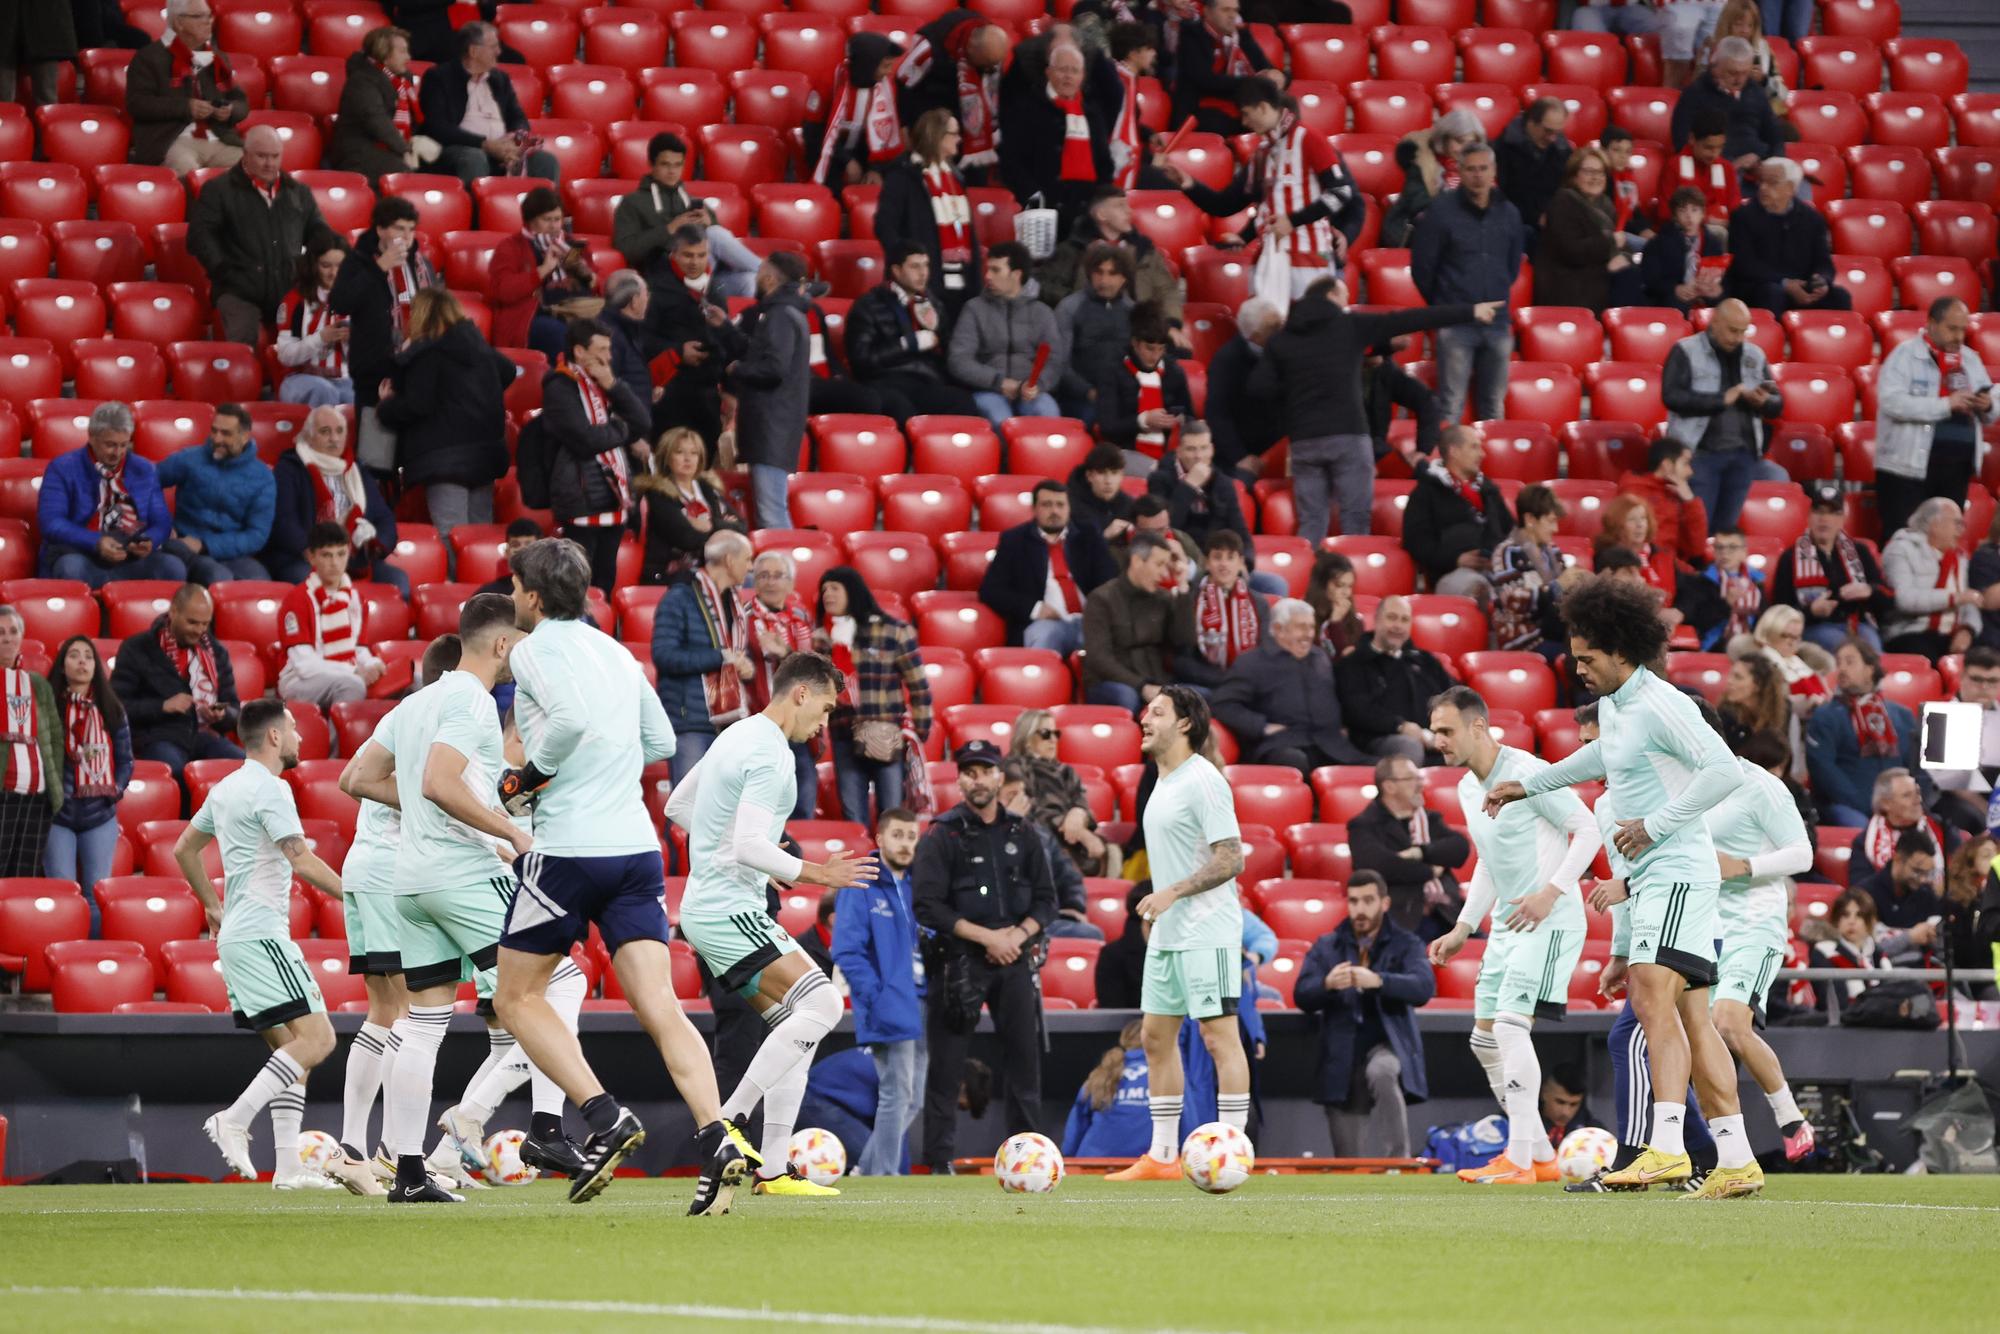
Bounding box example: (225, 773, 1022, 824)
(788, 1127, 847, 1187)
(1556, 1127, 1618, 1184)
(993, 1132, 1064, 1194)
(296, 1129, 340, 1174)
(1181, 1122, 1255, 1195)
(482, 1129, 539, 1186)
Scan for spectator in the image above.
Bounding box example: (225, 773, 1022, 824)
(1972, 511, 2000, 651)
(1173, 531, 1272, 691)
(633, 426, 747, 588)
(1205, 298, 1283, 481)
(738, 265, 885, 424)
(328, 25, 433, 186)
(949, 242, 1065, 429)
(982, 479, 1118, 655)
(1571, 0, 1669, 43)
(876, 109, 985, 322)
(1534, 145, 1640, 313)
(110, 584, 242, 778)
(1929, 646, 2000, 833)
(1807, 637, 1922, 827)
(831, 808, 928, 1176)
(1170, 0, 1279, 135)
(1812, 889, 1896, 1011)
(1349, 755, 1469, 940)
(1669, 36, 1781, 166)
(1037, 185, 1183, 323)
(1410, 145, 1526, 427)
(1083, 533, 1192, 712)
(1336, 596, 1454, 765)
(329, 195, 438, 476)
(155, 404, 272, 585)
(1068, 444, 1138, 544)
(1750, 603, 1832, 709)
(1849, 769, 1956, 890)
(187, 126, 341, 347)
(809, 32, 906, 191)
(1093, 21, 1164, 194)
(1251, 277, 1499, 544)
(891, 11, 1006, 165)
(1726, 158, 1850, 314)
(1881, 498, 1982, 659)
(1941, 835, 2000, 998)
(997, 761, 1105, 941)
(472, 518, 543, 600)
(263, 407, 404, 594)
(612, 132, 760, 297)
(640, 225, 740, 453)
(1716, 652, 1789, 754)
(1663, 312, 1788, 535)
(1, 0, 74, 105)
(1540, 1063, 1605, 1145)
(1771, 483, 1888, 653)
(743, 550, 819, 820)
(1756, 0, 1813, 43)
(490, 185, 599, 363)
(42, 636, 129, 909)
(1594, 496, 1691, 621)
(1359, 339, 1446, 469)
(1149, 427, 1277, 595)
(1875, 298, 2000, 542)
(417, 22, 559, 190)
(1494, 97, 1573, 240)
(1489, 483, 1575, 659)
(728, 253, 816, 532)
(1062, 1019, 1152, 1159)
(815, 566, 933, 825)
(1706, 1, 1794, 131)
(273, 239, 356, 409)
(125, 0, 246, 175)
(1702, 527, 1765, 649)
(846, 243, 982, 423)
(1006, 709, 1117, 877)
(602, 269, 666, 412)
(1599, 127, 1654, 243)
(1102, 304, 1194, 473)
(0, 611, 62, 877)
(1382, 111, 1486, 249)
(1051, 243, 1137, 423)
(1095, 881, 1151, 1008)
(1403, 425, 1513, 607)
(543, 318, 650, 593)
(1293, 871, 1435, 1158)
(1671, 110, 1748, 226)
(1210, 596, 1368, 773)
(70, 0, 150, 52)
(1309, 550, 1365, 657)
(39, 402, 185, 588)
(651, 529, 754, 782)
(1618, 437, 1714, 569)
(275, 522, 384, 708)
(998, 41, 1110, 232)
(1641, 186, 1730, 314)
(1852, 841, 1944, 963)
(375, 287, 515, 544)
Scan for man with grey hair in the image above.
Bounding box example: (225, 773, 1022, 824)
(600, 268, 665, 416)
(1845, 766, 1957, 889)
(417, 20, 559, 190)
(1211, 596, 1369, 776)
(1875, 296, 2000, 540)
(0, 604, 63, 877)
(189, 124, 343, 346)
(38, 402, 187, 586)
(1335, 594, 1452, 765)
(1669, 34, 1781, 168)
(651, 529, 756, 781)
(1726, 158, 1849, 315)
(1493, 96, 1571, 242)
(125, 0, 248, 175)
(1881, 498, 1985, 659)
(1205, 297, 1283, 483)
(744, 549, 817, 819)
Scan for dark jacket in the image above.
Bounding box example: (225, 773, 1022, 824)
(1402, 460, 1513, 588)
(875, 156, 985, 312)
(1640, 222, 1727, 311)
(893, 10, 987, 129)
(728, 286, 813, 472)
(846, 283, 954, 384)
(1380, 132, 1441, 249)
(1098, 356, 1193, 455)
(1054, 290, 1135, 406)
(606, 308, 665, 407)
(1349, 797, 1469, 934)
(981, 520, 1119, 643)
(1169, 576, 1270, 690)
(1067, 466, 1136, 539)
(832, 867, 926, 1045)
(649, 573, 737, 732)
(1856, 863, 1945, 932)
(1169, 18, 1274, 128)
(53, 694, 127, 833)
(384, 0, 460, 64)
(1727, 198, 1837, 307)
(1670, 69, 1782, 161)
(1206, 334, 1279, 474)
(1533, 188, 1620, 312)
(417, 57, 530, 151)
(1493, 114, 1573, 231)
(327, 50, 413, 180)
(262, 451, 397, 576)
(634, 473, 747, 586)
(188, 165, 340, 320)
(1082, 574, 1183, 693)
(1364, 358, 1443, 457)
(329, 228, 439, 410)
(1146, 455, 1250, 550)
(1249, 294, 1477, 442)
(912, 801, 1061, 941)
(640, 259, 741, 393)
(1410, 188, 1526, 309)
(997, 78, 1113, 211)
(125, 38, 248, 166)
(376, 318, 515, 489)
(1335, 639, 1455, 749)
(1212, 643, 1368, 765)
(613, 177, 702, 272)
(542, 370, 649, 526)
(111, 614, 241, 755)
(1294, 918, 1436, 1104)
(1095, 906, 1147, 1007)
(38, 447, 172, 573)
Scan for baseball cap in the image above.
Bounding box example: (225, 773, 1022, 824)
(1807, 482, 1843, 512)
(953, 739, 1003, 769)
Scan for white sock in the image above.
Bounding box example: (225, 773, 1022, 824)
(530, 961, 588, 1117)
(377, 1029, 400, 1146)
(269, 1080, 306, 1177)
(1469, 1028, 1507, 1110)
(384, 1005, 453, 1157)
(1216, 1093, 1249, 1132)
(1650, 1101, 1687, 1157)
(1494, 1014, 1543, 1170)
(755, 1062, 808, 1180)
(1711, 1113, 1753, 1169)
(341, 1022, 394, 1155)
(1148, 1096, 1183, 1162)
(721, 971, 841, 1123)
(225, 1049, 304, 1129)
(459, 1028, 520, 1124)
(1767, 1084, 1804, 1128)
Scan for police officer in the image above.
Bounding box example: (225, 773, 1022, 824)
(913, 739, 1060, 1170)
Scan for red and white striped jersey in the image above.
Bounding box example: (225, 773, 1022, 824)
(1253, 119, 1352, 268)
(279, 575, 364, 665)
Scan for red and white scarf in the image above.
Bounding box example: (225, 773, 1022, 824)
(694, 567, 747, 727)
(1202, 21, 1251, 116)
(280, 572, 361, 664)
(383, 60, 419, 137)
(1110, 62, 1143, 190)
(296, 440, 373, 547)
(813, 62, 903, 185)
(1928, 544, 1966, 635)
(1928, 334, 1969, 400)
(278, 286, 346, 379)
(527, 227, 582, 302)
(824, 613, 858, 706)
(1195, 577, 1259, 668)
(559, 359, 633, 528)
(169, 37, 233, 139)
(63, 691, 114, 798)
(898, 283, 940, 351)
(1863, 813, 1946, 885)
(1404, 804, 1451, 910)
(744, 592, 813, 713)
(895, 22, 997, 161)
(1054, 86, 1096, 182)
(91, 456, 138, 537)
(805, 305, 830, 379)
(924, 164, 974, 267)
(1427, 458, 1484, 515)
(1676, 153, 1737, 218)
(1253, 112, 1340, 267)
(1043, 530, 1081, 616)
(1791, 531, 1871, 627)
(1845, 689, 1900, 759)
(1128, 356, 1172, 460)
(675, 254, 711, 300)
(1, 669, 43, 797)
(158, 623, 219, 709)
(1716, 564, 1763, 640)
(1611, 168, 1640, 234)
(1438, 155, 1460, 193)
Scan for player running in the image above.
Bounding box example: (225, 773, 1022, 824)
(666, 649, 878, 1201)
(177, 699, 348, 1191)
(1106, 685, 1250, 1181)
(1485, 576, 1763, 1199)
(1427, 686, 1601, 1185)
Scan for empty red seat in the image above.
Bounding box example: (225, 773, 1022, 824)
(1373, 25, 1454, 85)
(1322, 536, 1414, 597)
(1284, 25, 1370, 85)
(0, 220, 52, 291)
(640, 66, 728, 126)
(307, 4, 380, 57)
(583, 8, 667, 73)
(107, 280, 204, 345)
(0, 161, 88, 228)
(1052, 704, 1142, 770)
(71, 338, 166, 402)
(167, 341, 262, 404)
(1868, 92, 1951, 151)
(1818, 0, 1901, 42)
(1505, 362, 1583, 423)
(378, 174, 473, 247)
(1543, 30, 1628, 92)
(1346, 80, 1431, 137)
(2, 580, 99, 642)
(1406, 594, 1487, 658)
(695, 124, 788, 188)
(10, 280, 107, 373)
(1000, 418, 1091, 479)
(910, 590, 1005, 654)
(548, 63, 636, 122)
(1602, 307, 1691, 365)
(809, 414, 906, 474)
(1475, 421, 1559, 484)
(730, 68, 817, 131)
(1514, 307, 1603, 375)
(50, 218, 147, 288)
(270, 53, 346, 118)
(1288, 81, 1347, 137)
(1797, 35, 1883, 95)
(787, 472, 876, 533)
(879, 474, 973, 538)
(1894, 255, 1980, 311)
(496, 5, 581, 66)
(1770, 363, 1857, 431)
(1605, 86, 1678, 146)
(0, 884, 89, 992)
(1160, 132, 1235, 191)
(1461, 650, 1559, 715)
(751, 183, 840, 247)
(846, 532, 939, 600)
(1782, 311, 1874, 373)
(1952, 93, 2000, 149)
(1735, 481, 1810, 544)
(50, 940, 154, 1012)
(33, 105, 131, 170)
(759, 13, 846, 87)
(1826, 197, 1911, 261)
(1225, 766, 1315, 828)
(1842, 145, 1931, 213)
(1041, 937, 1101, 1008)
(973, 647, 1070, 710)
(1914, 201, 1999, 263)
(1456, 27, 1540, 87)
(1830, 254, 1893, 314)
(1767, 423, 1836, 485)
(1787, 91, 1870, 148)
(940, 530, 999, 592)
(1181, 245, 1255, 308)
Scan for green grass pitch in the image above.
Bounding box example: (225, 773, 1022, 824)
(4, 1173, 1997, 1332)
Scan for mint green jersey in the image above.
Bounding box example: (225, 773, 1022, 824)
(678, 714, 798, 919)
(1706, 756, 1810, 939)
(1455, 746, 1591, 937)
(341, 695, 409, 897)
(192, 760, 304, 945)
(389, 670, 509, 893)
(1142, 756, 1242, 951)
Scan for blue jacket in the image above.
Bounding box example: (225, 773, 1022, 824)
(803, 1046, 880, 1124)
(155, 442, 277, 561)
(832, 866, 925, 1045)
(1805, 692, 1924, 817)
(1410, 187, 1526, 309)
(55, 702, 132, 833)
(1061, 1047, 1152, 1159)
(650, 579, 731, 734)
(1294, 918, 1436, 1105)
(38, 447, 173, 572)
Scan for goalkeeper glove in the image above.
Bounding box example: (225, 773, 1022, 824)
(497, 762, 552, 817)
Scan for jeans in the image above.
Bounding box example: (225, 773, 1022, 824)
(1248, 570, 1288, 598)
(1656, 0, 1722, 61)
(1690, 449, 1757, 533)
(1570, 5, 1665, 38)
(792, 742, 819, 820)
(1760, 0, 1814, 41)
(751, 464, 792, 530)
(706, 225, 762, 299)
(1085, 681, 1142, 714)
(1043, 915, 1106, 941)
(1289, 433, 1375, 544)
(46, 817, 121, 929)
(833, 730, 904, 825)
(1435, 323, 1512, 426)
(1803, 620, 1880, 656)
(669, 726, 713, 783)
(969, 390, 1059, 431)
(1823, 802, 1869, 829)
(278, 374, 355, 407)
(366, 557, 412, 598)
(438, 144, 561, 190)
(859, 1038, 921, 1176)
(1023, 617, 1084, 656)
(138, 731, 244, 781)
(166, 541, 268, 586)
(49, 546, 188, 589)
(426, 481, 495, 551)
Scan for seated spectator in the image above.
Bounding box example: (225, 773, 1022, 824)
(1881, 498, 1982, 659)
(1363, 341, 1444, 466)
(1540, 1063, 1604, 1146)
(728, 254, 818, 531)
(998, 40, 1110, 232)
(827, 806, 926, 1175)
(1094, 881, 1150, 1008)
(1174, 531, 1271, 691)
(1082, 533, 1191, 713)
(1495, 97, 1572, 240)
(1928, 646, 2000, 834)
(473, 518, 543, 600)
(1749, 603, 1832, 711)
(1706, 0, 1795, 131)
(652, 529, 754, 781)
(1669, 36, 1780, 166)
(949, 242, 1065, 428)
(1849, 769, 1957, 892)
(809, 32, 905, 191)
(634, 426, 748, 588)
(1382, 111, 1486, 249)
(275, 522, 385, 708)
(1641, 186, 1730, 314)
(110, 583, 242, 777)
(1052, 243, 1137, 422)
(1971, 511, 2000, 652)
(39, 403, 186, 588)
(1348, 757, 1469, 940)
(814, 566, 932, 824)
(1593, 545, 1686, 636)
(1104, 306, 1194, 474)
(1038, 185, 1183, 327)
(1308, 550, 1365, 657)
(376, 288, 515, 544)
(846, 243, 983, 424)
(1489, 483, 1576, 659)
(1673, 109, 1750, 226)
(1616, 438, 1712, 570)
(1533, 145, 1640, 312)
(1771, 484, 1888, 653)
(1812, 889, 1896, 1011)
(1807, 636, 1922, 827)
(328, 25, 434, 186)
(1067, 445, 1138, 544)
(0, 610, 61, 878)
(1726, 159, 1850, 314)
(544, 318, 652, 593)
(188, 126, 341, 347)
(1062, 1020, 1152, 1160)
(1123, 493, 1204, 570)
(998, 760, 1106, 940)
(1660, 302, 1786, 532)
(263, 407, 404, 594)
(613, 133, 760, 298)
(417, 22, 559, 189)
(1849, 855, 1944, 970)
(982, 480, 1118, 655)
(1600, 128, 1655, 243)
(1702, 527, 1765, 649)
(491, 186, 599, 363)
(640, 226, 743, 453)
(126, 0, 247, 175)
(1211, 596, 1367, 773)
(875, 108, 985, 323)
(1875, 297, 2000, 542)
(1717, 652, 1790, 754)
(43, 636, 130, 912)
(1147, 424, 1273, 589)
(1336, 595, 1455, 765)
(329, 195, 438, 475)
(1942, 835, 2000, 998)
(155, 404, 273, 585)
(743, 550, 818, 820)
(273, 238, 356, 408)
(1293, 870, 1436, 1158)
(1403, 424, 1513, 608)
(1408, 146, 1525, 428)
(1206, 298, 1283, 481)
(1006, 709, 1118, 878)
(1170, 0, 1279, 136)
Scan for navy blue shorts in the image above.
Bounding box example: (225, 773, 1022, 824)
(502, 849, 672, 957)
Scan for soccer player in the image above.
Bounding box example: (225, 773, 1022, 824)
(666, 649, 879, 1200)
(1427, 686, 1601, 1185)
(496, 538, 760, 1211)
(1106, 685, 1250, 1181)
(177, 699, 348, 1190)
(1485, 575, 1763, 1198)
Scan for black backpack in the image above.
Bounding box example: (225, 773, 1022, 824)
(515, 412, 554, 511)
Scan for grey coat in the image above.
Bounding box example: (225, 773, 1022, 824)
(728, 286, 812, 471)
(948, 288, 1068, 394)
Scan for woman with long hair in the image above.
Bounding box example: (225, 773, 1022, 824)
(1308, 550, 1364, 656)
(1812, 889, 1894, 1011)
(490, 184, 600, 362)
(1061, 1019, 1151, 1159)
(274, 238, 355, 408)
(375, 286, 516, 544)
(43, 636, 131, 930)
(1944, 835, 2000, 1001)
(633, 427, 747, 586)
(875, 107, 984, 321)
(1006, 706, 1116, 876)
(814, 567, 933, 824)
(1718, 653, 1790, 754)
(1594, 494, 1682, 595)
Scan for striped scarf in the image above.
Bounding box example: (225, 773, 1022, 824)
(1, 669, 43, 797)
(157, 624, 219, 709)
(278, 286, 346, 379)
(1864, 813, 1946, 886)
(92, 457, 139, 537)
(924, 164, 973, 265)
(64, 691, 115, 797)
(559, 359, 632, 527)
(694, 567, 747, 727)
(1716, 564, 1763, 640)
(743, 592, 813, 713)
(1194, 577, 1258, 668)
(383, 62, 419, 136)
(283, 572, 361, 664)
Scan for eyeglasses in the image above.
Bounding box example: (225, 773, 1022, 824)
(1033, 729, 1058, 740)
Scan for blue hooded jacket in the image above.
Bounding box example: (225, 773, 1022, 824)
(155, 441, 277, 561)
(1062, 1046, 1152, 1159)
(831, 863, 925, 1045)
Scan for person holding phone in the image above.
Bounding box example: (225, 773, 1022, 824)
(1724, 158, 1850, 314)
(1876, 296, 2000, 541)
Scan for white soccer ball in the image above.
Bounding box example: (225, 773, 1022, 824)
(1556, 1127, 1618, 1183)
(788, 1127, 847, 1186)
(993, 1132, 1064, 1193)
(1181, 1122, 1255, 1194)
(482, 1129, 539, 1186)
(296, 1129, 340, 1174)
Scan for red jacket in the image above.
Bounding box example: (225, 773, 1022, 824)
(487, 232, 542, 352)
(1616, 469, 1709, 568)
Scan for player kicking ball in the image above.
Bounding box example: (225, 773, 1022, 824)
(1427, 686, 1601, 1185)
(666, 650, 879, 1201)
(177, 700, 349, 1191)
(1107, 686, 1251, 1181)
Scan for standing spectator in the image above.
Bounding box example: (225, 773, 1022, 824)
(39, 403, 186, 587)
(1170, 0, 1278, 136)
(1335, 596, 1454, 765)
(1062, 1020, 1152, 1160)
(376, 288, 514, 544)
(110, 584, 242, 778)
(156, 404, 274, 585)
(650, 529, 753, 782)
(1924, 647, 2000, 834)
(998, 41, 1111, 233)
(472, 518, 543, 600)
(1293, 871, 1435, 1158)
(1875, 298, 2000, 541)
(1757, 0, 1812, 43)
(1880, 499, 1983, 659)
(846, 243, 982, 423)
(1771, 482, 1889, 653)
(275, 522, 385, 708)
(1092, 21, 1162, 194)
(640, 226, 738, 453)
(1210, 597, 1368, 773)
(602, 269, 665, 411)
(1051, 244, 1137, 423)
(0, 0, 74, 105)
(876, 110, 985, 322)
(1382, 111, 1486, 249)
(981, 480, 1119, 654)
(1349, 756, 1469, 939)
(1410, 145, 1525, 427)
(1726, 159, 1850, 314)
(728, 254, 816, 531)
(1068, 445, 1139, 544)
(633, 427, 747, 588)
(273, 240, 356, 409)
(263, 407, 404, 594)
(948, 242, 1065, 429)
(417, 22, 559, 189)
(1082, 535, 1190, 713)
(1402, 425, 1512, 607)
(816, 567, 933, 825)
(1173, 531, 1272, 692)
(1660, 296, 1789, 531)
(1669, 36, 1781, 165)
(1848, 768, 1957, 888)
(1571, 0, 1667, 42)
(1006, 710, 1117, 877)
(42, 636, 129, 909)
(1618, 437, 1715, 569)
(329, 196, 438, 477)
(808, 32, 905, 190)
(1494, 97, 1572, 241)
(612, 132, 760, 297)
(1807, 637, 1922, 827)
(1640, 186, 1729, 314)
(1102, 305, 1194, 473)
(490, 186, 599, 362)
(1489, 483, 1574, 659)
(1309, 550, 1365, 656)
(1205, 298, 1283, 481)
(1037, 186, 1183, 323)
(890, 10, 1007, 162)
(1095, 882, 1151, 1008)
(188, 126, 341, 347)
(1533, 146, 1639, 313)
(0, 612, 62, 877)
(831, 808, 928, 1176)
(328, 25, 431, 185)
(739, 272, 886, 424)
(542, 319, 650, 594)
(793, 891, 838, 976)
(742, 550, 819, 819)
(125, 0, 246, 175)
(1702, 527, 1765, 649)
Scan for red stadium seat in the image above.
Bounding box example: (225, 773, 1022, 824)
(728, 69, 815, 132)
(1952, 93, 2000, 149)
(584, 9, 668, 74)
(1332, 133, 1402, 199)
(1127, 191, 1210, 257)
(10, 280, 107, 374)
(1868, 92, 1951, 151)
(1322, 537, 1414, 597)
(107, 280, 205, 345)
(1225, 767, 1315, 828)
(0, 339, 63, 423)
(1356, 247, 1420, 308)
(167, 341, 262, 404)
(329, 698, 395, 757)
(1935, 147, 2000, 209)
(0, 220, 53, 291)
(1829, 255, 1893, 315)
(1460, 651, 1559, 715)
(1161, 132, 1235, 191)
(533, 122, 607, 189)
(1915, 201, 1999, 263)
(0, 161, 88, 228)
(1475, 421, 1559, 484)
(72, 338, 166, 402)
(90, 166, 186, 245)
(1284, 25, 1370, 86)
(0, 518, 33, 581)
(288, 170, 374, 235)
(907, 417, 1001, 482)
(845, 531, 939, 600)
(1521, 84, 1607, 142)
(1602, 307, 1691, 365)
(760, 14, 846, 88)
(132, 400, 218, 466)
(1770, 364, 1856, 431)
(218, 4, 304, 61)
(99, 581, 182, 640)
(548, 64, 636, 123)
(1884, 37, 1965, 97)
(880, 474, 972, 539)
(973, 648, 1070, 710)
(751, 183, 839, 248)
(1250, 535, 1312, 598)
(207, 579, 292, 651)
(1456, 28, 1540, 88)
(1879, 658, 1945, 714)
(306, 5, 381, 58)
(1257, 940, 1312, 1008)
(410, 581, 483, 640)
(1406, 594, 1487, 658)
(496, 5, 582, 67)
(1505, 363, 1583, 424)
(1606, 86, 1678, 146)
(944, 704, 1019, 752)
(808, 414, 906, 474)
(787, 472, 877, 534)
(1797, 35, 1883, 95)
(32, 105, 130, 171)
(1737, 480, 1812, 546)
(1767, 424, 1835, 486)
(696, 124, 787, 187)
(1543, 31, 1628, 92)
(1827, 198, 1913, 261)
(1374, 26, 1454, 85)
(910, 590, 1006, 654)
(96, 876, 204, 981)
(1041, 937, 1101, 1008)
(1181, 245, 1255, 308)
(809, 239, 882, 300)
(1790, 91, 1870, 147)
(1844, 145, 1933, 213)
(1346, 80, 1431, 137)
(1310, 766, 1378, 824)
(1514, 308, 1603, 376)
(1781, 310, 1874, 374)
(237, 110, 324, 173)
(1053, 705, 1142, 770)
(161, 937, 227, 1009)
(1000, 419, 1092, 479)
(1252, 878, 1347, 942)
(378, 174, 473, 248)
(50, 941, 154, 1012)
(640, 67, 728, 127)
(469, 176, 549, 233)
(270, 54, 347, 118)
(0, 885, 89, 991)
(1, 580, 100, 643)
(940, 530, 999, 592)
(1289, 81, 1347, 137)
(50, 218, 147, 288)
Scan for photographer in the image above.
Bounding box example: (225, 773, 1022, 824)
(913, 740, 1060, 1172)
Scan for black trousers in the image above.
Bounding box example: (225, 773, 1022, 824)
(863, 373, 980, 426)
(807, 376, 882, 420)
(561, 523, 623, 597)
(921, 951, 1042, 1170)
(1877, 447, 1974, 545)
(0, 790, 54, 879)
(653, 380, 724, 457)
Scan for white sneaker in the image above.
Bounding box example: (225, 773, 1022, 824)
(328, 1153, 388, 1197)
(203, 1113, 257, 1180)
(434, 1104, 491, 1174)
(273, 1171, 343, 1191)
(428, 1156, 490, 1190)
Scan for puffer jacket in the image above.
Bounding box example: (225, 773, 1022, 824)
(541, 368, 649, 525)
(1880, 525, 1983, 645)
(154, 441, 276, 561)
(947, 287, 1068, 393)
(377, 318, 515, 489)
